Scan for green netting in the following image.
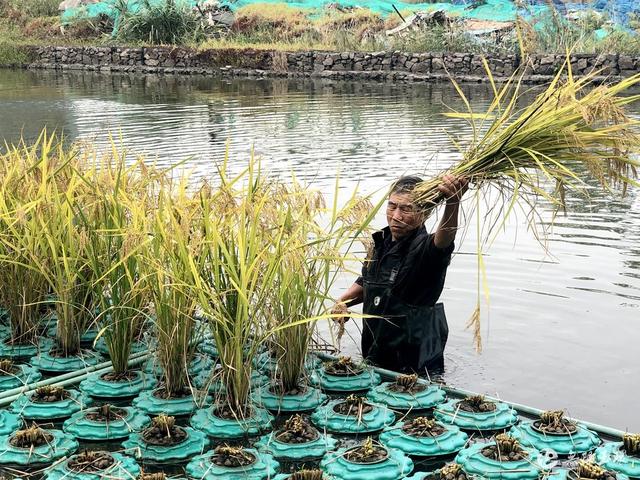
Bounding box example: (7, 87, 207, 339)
(255, 428, 338, 461)
(63, 406, 151, 441)
(79, 370, 157, 399)
(321, 445, 414, 480)
(379, 420, 469, 457)
(0, 428, 79, 467)
(311, 399, 395, 434)
(510, 421, 601, 456)
(596, 442, 640, 478)
(186, 449, 279, 479)
(44, 452, 141, 480)
(122, 426, 210, 462)
(455, 442, 542, 480)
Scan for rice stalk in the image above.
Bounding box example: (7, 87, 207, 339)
(414, 59, 640, 349)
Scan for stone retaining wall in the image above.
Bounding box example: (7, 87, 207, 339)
(14, 45, 640, 83)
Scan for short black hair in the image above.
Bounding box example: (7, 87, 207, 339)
(390, 175, 423, 195)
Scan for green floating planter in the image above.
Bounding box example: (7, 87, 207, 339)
(404, 468, 576, 480)
(198, 337, 219, 357)
(133, 389, 211, 416)
(434, 399, 519, 431)
(194, 369, 269, 394)
(367, 381, 447, 411)
(80, 329, 99, 346)
(0, 364, 42, 392)
(311, 399, 395, 434)
(379, 420, 469, 457)
(252, 385, 327, 412)
(44, 452, 141, 480)
(0, 410, 21, 435)
(321, 445, 414, 480)
(0, 336, 53, 360)
(255, 429, 338, 461)
(511, 421, 601, 455)
(190, 405, 274, 439)
(11, 389, 93, 420)
(63, 406, 151, 441)
(80, 370, 157, 399)
(596, 442, 640, 478)
(123, 426, 210, 463)
(93, 337, 147, 356)
(310, 367, 381, 393)
(30, 349, 103, 374)
(455, 442, 541, 480)
(186, 448, 279, 479)
(254, 351, 321, 374)
(0, 428, 78, 467)
(143, 353, 214, 378)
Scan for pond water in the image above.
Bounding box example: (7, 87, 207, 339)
(1, 69, 638, 432)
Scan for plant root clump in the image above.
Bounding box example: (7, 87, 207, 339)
(575, 460, 618, 480)
(440, 463, 468, 480)
(101, 370, 139, 382)
(275, 415, 319, 444)
(152, 385, 191, 400)
(289, 470, 326, 480)
(214, 404, 254, 421)
(10, 425, 54, 448)
(32, 385, 70, 403)
(141, 415, 187, 446)
(388, 373, 427, 393)
(622, 433, 640, 456)
(533, 410, 578, 435)
(402, 417, 447, 437)
(333, 394, 374, 416)
(138, 471, 167, 480)
(67, 450, 115, 473)
(0, 359, 18, 375)
(344, 437, 389, 464)
(457, 395, 496, 413)
(481, 434, 528, 462)
(324, 356, 364, 376)
(211, 445, 256, 468)
(85, 404, 127, 422)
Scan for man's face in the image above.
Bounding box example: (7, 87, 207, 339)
(386, 192, 423, 241)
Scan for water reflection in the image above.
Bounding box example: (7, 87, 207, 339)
(0, 69, 638, 431)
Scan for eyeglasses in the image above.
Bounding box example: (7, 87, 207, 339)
(386, 201, 416, 215)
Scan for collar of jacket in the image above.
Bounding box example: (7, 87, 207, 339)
(372, 225, 426, 251)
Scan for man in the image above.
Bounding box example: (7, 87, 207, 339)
(332, 174, 468, 374)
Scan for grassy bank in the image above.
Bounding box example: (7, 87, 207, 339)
(2, 0, 640, 63)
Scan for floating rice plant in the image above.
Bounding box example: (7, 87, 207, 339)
(414, 59, 640, 348)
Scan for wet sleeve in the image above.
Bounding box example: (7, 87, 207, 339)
(424, 234, 455, 266)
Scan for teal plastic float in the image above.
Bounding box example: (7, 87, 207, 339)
(311, 399, 395, 434)
(255, 428, 338, 461)
(251, 384, 327, 412)
(254, 351, 321, 374)
(367, 381, 446, 411)
(0, 428, 78, 466)
(186, 448, 279, 479)
(321, 444, 414, 480)
(190, 405, 274, 439)
(511, 421, 601, 455)
(455, 442, 542, 480)
(434, 399, 519, 431)
(0, 410, 21, 435)
(63, 406, 150, 441)
(194, 368, 269, 394)
(143, 353, 214, 378)
(44, 451, 140, 479)
(133, 389, 211, 416)
(10, 389, 92, 420)
(596, 442, 640, 478)
(123, 426, 210, 462)
(0, 363, 42, 391)
(0, 336, 53, 360)
(80, 329, 99, 346)
(198, 337, 219, 357)
(310, 366, 381, 392)
(30, 349, 103, 373)
(379, 420, 468, 457)
(80, 370, 157, 398)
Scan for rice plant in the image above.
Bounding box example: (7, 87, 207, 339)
(414, 59, 640, 348)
